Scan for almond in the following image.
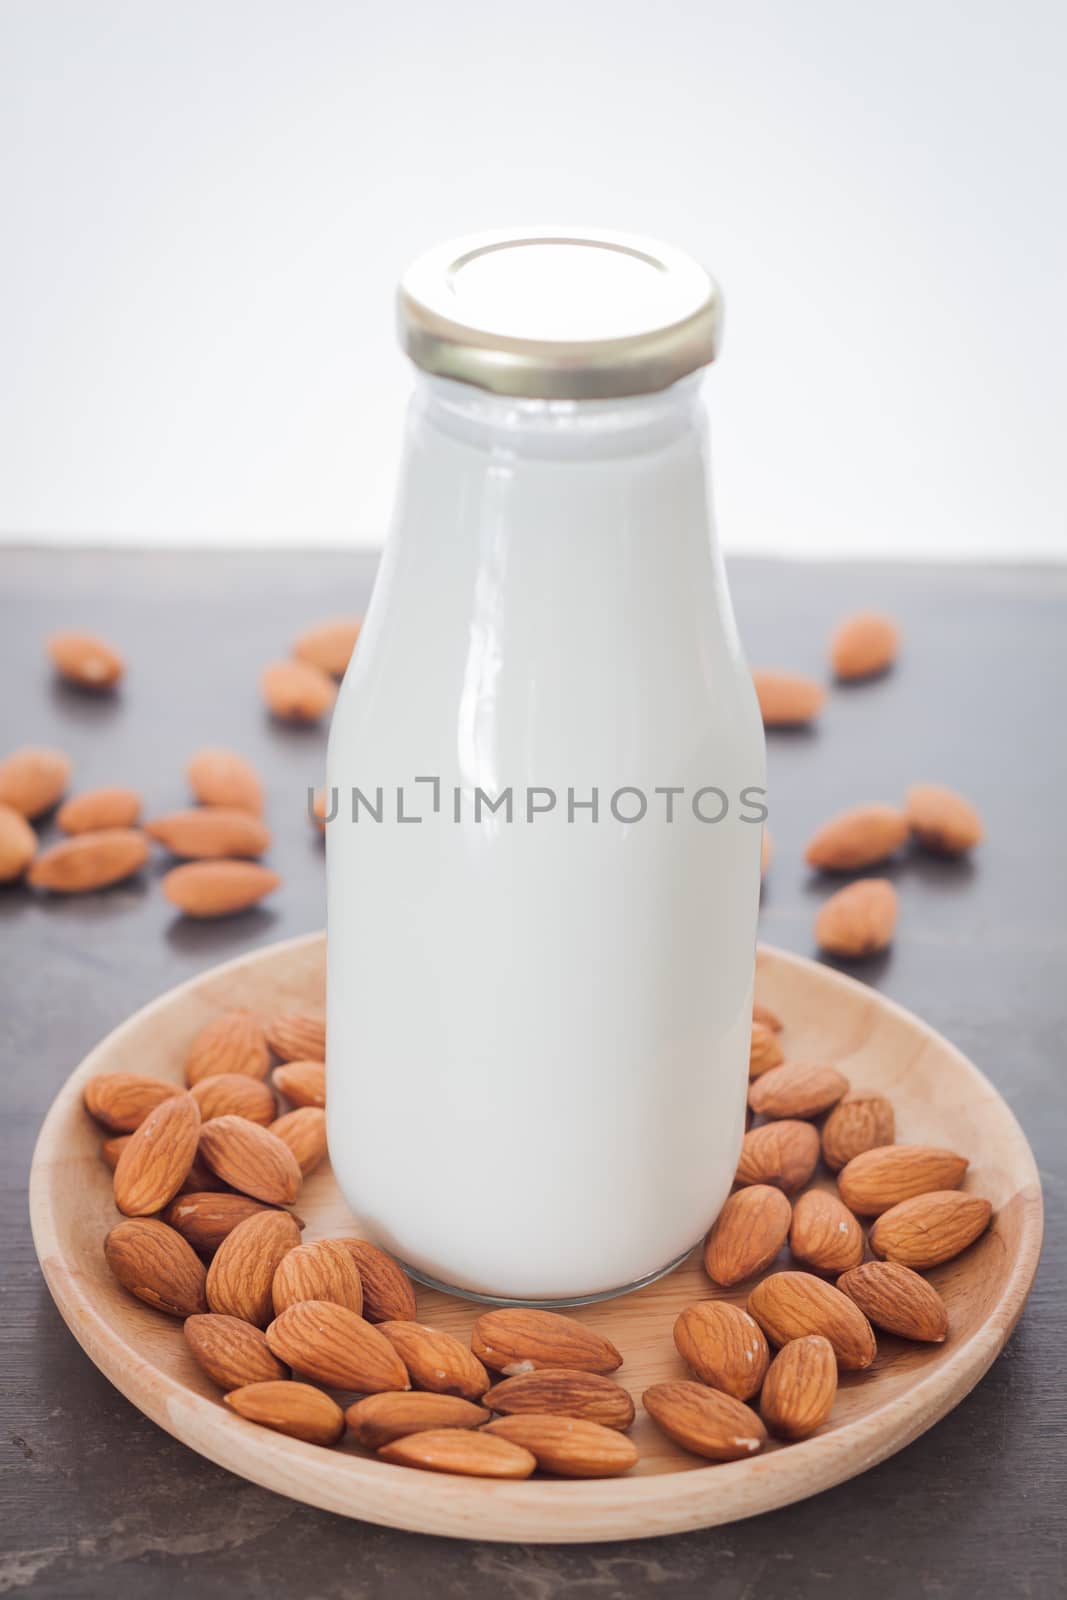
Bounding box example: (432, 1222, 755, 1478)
(333, 1239, 416, 1322)
(0, 803, 36, 882)
(114, 1092, 202, 1215)
(162, 1192, 284, 1256)
(84, 1072, 182, 1132)
(311, 787, 328, 831)
(198, 1116, 302, 1204)
(184, 1313, 289, 1388)
(830, 612, 899, 681)
(47, 630, 124, 688)
(162, 860, 281, 918)
(789, 1188, 865, 1273)
(805, 804, 909, 871)
(260, 659, 336, 723)
(206, 1209, 302, 1325)
(906, 783, 983, 854)
(270, 1108, 328, 1176)
(377, 1322, 490, 1400)
(837, 1261, 948, 1342)
(482, 1368, 635, 1430)
(179, 1153, 230, 1194)
(145, 807, 271, 860)
(187, 747, 263, 814)
(101, 1135, 130, 1170)
(272, 1239, 363, 1316)
(704, 1184, 792, 1286)
(869, 1190, 993, 1268)
(0, 746, 71, 818)
(759, 1335, 837, 1440)
(837, 1145, 968, 1216)
(191, 1073, 276, 1126)
(673, 1301, 769, 1400)
(642, 1380, 766, 1461)
(815, 878, 898, 957)
(748, 1061, 849, 1120)
(735, 1120, 820, 1193)
(752, 670, 826, 727)
(104, 1217, 208, 1317)
(225, 1380, 345, 1446)
(185, 1009, 270, 1084)
(273, 1061, 326, 1109)
(265, 1011, 326, 1063)
(747, 1271, 877, 1370)
(346, 1392, 490, 1449)
(265, 1300, 410, 1392)
(293, 617, 362, 677)
(749, 1020, 784, 1078)
(56, 786, 142, 834)
(29, 827, 149, 892)
(821, 1091, 895, 1172)
(484, 1414, 638, 1478)
(471, 1309, 622, 1376)
(378, 1429, 535, 1478)
(752, 1000, 783, 1032)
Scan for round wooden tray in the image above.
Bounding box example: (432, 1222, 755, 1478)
(29, 933, 1042, 1543)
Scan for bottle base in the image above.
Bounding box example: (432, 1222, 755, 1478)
(395, 1242, 699, 1309)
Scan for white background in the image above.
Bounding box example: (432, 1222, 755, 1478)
(2, 0, 1065, 559)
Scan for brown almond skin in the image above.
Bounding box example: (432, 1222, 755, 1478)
(735, 1121, 820, 1193)
(869, 1191, 993, 1269)
(483, 1368, 636, 1431)
(185, 1010, 270, 1084)
(270, 1108, 328, 1176)
(162, 860, 281, 918)
(752, 671, 826, 727)
(379, 1429, 535, 1478)
(485, 1414, 639, 1478)
(47, 630, 124, 688)
(749, 1021, 785, 1078)
(57, 786, 142, 834)
(346, 1392, 490, 1449)
(0, 803, 37, 881)
(0, 746, 72, 818)
(162, 1192, 282, 1256)
(906, 783, 983, 854)
(472, 1309, 622, 1376)
(790, 1188, 865, 1274)
(704, 1185, 792, 1287)
(377, 1322, 490, 1400)
(104, 1218, 208, 1317)
(821, 1092, 896, 1172)
(265, 1300, 410, 1393)
(198, 1115, 302, 1203)
(190, 1073, 276, 1126)
(114, 1092, 202, 1215)
(266, 1011, 326, 1062)
(837, 1145, 968, 1216)
(29, 827, 149, 892)
(749, 1061, 849, 1120)
(184, 1313, 288, 1388)
(673, 1302, 769, 1400)
(752, 1000, 783, 1032)
(272, 1239, 363, 1316)
(274, 1061, 326, 1109)
(747, 1271, 877, 1371)
(760, 1335, 838, 1440)
(145, 807, 271, 860)
(178, 1152, 230, 1194)
(206, 1209, 303, 1325)
(101, 1135, 130, 1170)
(84, 1072, 182, 1133)
(643, 1381, 766, 1461)
(806, 804, 909, 871)
(225, 1381, 345, 1446)
(293, 617, 361, 677)
(333, 1239, 416, 1322)
(837, 1261, 949, 1342)
(260, 659, 337, 723)
(830, 613, 899, 681)
(815, 878, 898, 957)
(187, 747, 263, 814)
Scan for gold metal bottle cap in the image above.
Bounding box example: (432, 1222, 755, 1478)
(397, 227, 722, 400)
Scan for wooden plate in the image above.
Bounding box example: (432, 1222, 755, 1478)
(29, 933, 1042, 1543)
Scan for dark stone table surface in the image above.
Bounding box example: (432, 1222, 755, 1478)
(1, 550, 1063, 1598)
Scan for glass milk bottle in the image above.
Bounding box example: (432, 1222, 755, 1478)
(326, 229, 765, 1303)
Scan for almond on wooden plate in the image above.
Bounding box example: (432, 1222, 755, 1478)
(837, 1145, 968, 1216)
(346, 1392, 490, 1449)
(704, 1184, 792, 1287)
(57, 786, 142, 834)
(104, 1217, 208, 1317)
(673, 1301, 769, 1400)
(471, 1309, 622, 1376)
(642, 1380, 766, 1461)
(821, 1091, 895, 1171)
(187, 747, 263, 814)
(869, 1191, 993, 1268)
(273, 1061, 326, 1109)
(830, 612, 899, 681)
(752, 670, 826, 728)
(0, 746, 71, 818)
(84, 1073, 181, 1132)
(905, 783, 983, 855)
(198, 1116, 302, 1203)
(265, 1011, 326, 1063)
(114, 1092, 201, 1216)
(752, 1000, 783, 1032)
(162, 860, 281, 918)
(190, 1073, 276, 1125)
(272, 1239, 363, 1316)
(293, 617, 362, 677)
(333, 1239, 417, 1322)
(378, 1429, 535, 1479)
(206, 1209, 303, 1325)
(789, 1188, 865, 1274)
(749, 1020, 785, 1078)
(260, 659, 337, 723)
(747, 1271, 877, 1370)
(377, 1321, 490, 1400)
(805, 804, 909, 871)
(748, 1061, 849, 1120)
(162, 1192, 285, 1256)
(100, 1135, 130, 1170)
(485, 1414, 639, 1478)
(483, 1368, 635, 1430)
(759, 1335, 837, 1440)
(0, 803, 36, 882)
(734, 1120, 820, 1193)
(225, 1380, 345, 1446)
(185, 1009, 270, 1084)
(184, 1313, 289, 1388)
(815, 878, 898, 957)
(29, 828, 149, 892)
(145, 808, 271, 860)
(270, 1108, 328, 1176)
(265, 1300, 410, 1393)
(47, 630, 124, 688)
(837, 1261, 948, 1342)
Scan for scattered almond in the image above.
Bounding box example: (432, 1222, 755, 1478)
(274, 1061, 326, 1109)
(260, 659, 337, 723)
(114, 1092, 201, 1215)
(837, 1145, 968, 1216)
(805, 804, 909, 871)
(187, 747, 263, 814)
(752, 1000, 783, 1032)
(704, 1184, 792, 1287)
(270, 1107, 328, 1176)
(815, 878, 898, 957)
(821, 1091, 895, 1172)
(747, 1271, 877, 1370)
(906, 783, 983, 854)
(346, 1392, 490, 1449)
(482, 1368, 635, 1430)
(748, 1061, 849, 1120)
(146, 808, 271, 860)
(104, 1217, 208, 1317)
(0, 746, 71, 818)
(869, 1191, 993, 1268)
(333, 1239, 417, 1322)
(643, 1380, 766, 1461)
(673, 1301, 769, 1400)
(162, 1192, 284, 1256)
(84, 1073, 182, 1133)
(47, 630, 124, 688)
(198, 1116, 302, 1204)
(272, 1239, 363, 1316)
(190, 1073, 276, 1125)
(29, 828, 149, 892)
(101, 1135, 130, 1170)
(735, 1120, 820, 1193)
(759, 1335, 837, 1440)
(206, 1209, 302, 1325)
(749, 1020, 784, 1078)
(837, 1261, 948, 1342)
(265, 1300, 410, 1392)
(162, 860, 281, 918)
(184, 1313, 288, 1388)
(185, 1009, 270, 1084)
(293, 617, 361, 677)
(752, 670, 826, 727)
(378, 1429, 535, 1478)
(471, 1309, 622, 1376)
(830, 613, 899, 681)
(789, 1188, 865, 1274)
(485, 1414, 639, 1478)
(266, 1011, 326, 1063)
(377, 1321, 490, 1400)
(225, 1380, 345, 1446)
(57, 786, 142, 833)
(0, 803, 37, 881)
